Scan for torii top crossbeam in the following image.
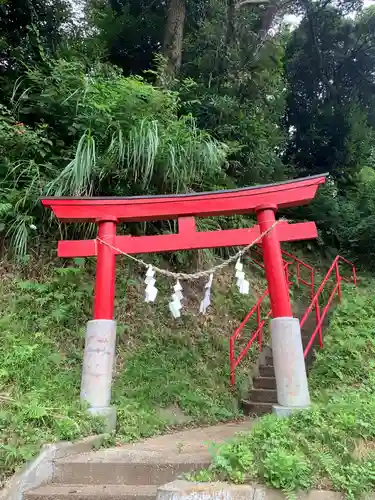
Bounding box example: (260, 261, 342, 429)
(42, 174, 327, 321)
(42, 174, 326, 223)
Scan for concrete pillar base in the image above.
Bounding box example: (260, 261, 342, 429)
(81, 319, 117, 430)
(88, 406, 117, 432)
(272, 404, 310, 418)
(271, 316, 311, 411)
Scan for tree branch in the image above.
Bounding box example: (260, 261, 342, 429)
(299, 0, 337, 99)
(236, 0, 270, 8)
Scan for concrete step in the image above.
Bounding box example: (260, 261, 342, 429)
(265, 335, 317, 352)
(53, 453, 210, 485)
(253, 377, 276, 390)
(301, 332, 316, 340)
(265, 356, 273, 365)
(24, 484, 157, 500)
(259, 365, 275, 377)
(241, 400, 273, 416)
(249, 388, 277, 403)
(302, 338, 321, 354)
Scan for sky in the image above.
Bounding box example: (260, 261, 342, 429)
(285, 0, 375, 25)
(69, 0, 374, 27)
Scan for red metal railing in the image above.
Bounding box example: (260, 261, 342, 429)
(300, 255, 356, 358)
(229, 288, 270, 385)
(230, 251, 315, 385)
(252, 247, 315, 297)
(229, 251, 356, 385)
(280, 250, 315, 299)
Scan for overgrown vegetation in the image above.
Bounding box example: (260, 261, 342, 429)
(1, 0, 375, 264)
(195, 283, 375, 499)
(0, 264, 100, 486)
(0, 61, 230, 255)
(0, 257, 267, 487)
(1, 0, 375, 494)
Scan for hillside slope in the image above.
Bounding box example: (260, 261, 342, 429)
(0, 256, 269, 487)
(201, 282, 375, 499)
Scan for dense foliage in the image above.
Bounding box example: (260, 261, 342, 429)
(0, 0, 375, 491)
(0, 0, 374, 264)
(284, 6, 375, 185)
(0, 258, 263, 487)
(0, 0, 373, 263)
(195, 284, 375, 499)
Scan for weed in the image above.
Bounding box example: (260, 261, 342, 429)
(0, 263, 103, 487)
(0, 257, 264, 486)
(195, 284, 375, 499)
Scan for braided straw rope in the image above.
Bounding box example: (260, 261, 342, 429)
(96, 218, 283, 281)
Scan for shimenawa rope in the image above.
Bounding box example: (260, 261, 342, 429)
(96, 218, 283, 281)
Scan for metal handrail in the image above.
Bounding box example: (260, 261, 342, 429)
(229, 251, 356, 386)
(230, 254, 313, 385)
(251, 247, 315, 296)
(300, 256, 356, 357)
(229, 289, 270, 385)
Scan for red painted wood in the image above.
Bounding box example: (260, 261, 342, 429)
(94, 220, 117, 320)
(41, 175, 326, 322)
(41, 175, 326, 223)
(256, 205, 293, 318)
(178, 217, 196, 234)
(57, 221, 317, 257)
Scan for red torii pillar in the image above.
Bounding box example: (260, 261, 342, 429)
(42, 174, 326, 427)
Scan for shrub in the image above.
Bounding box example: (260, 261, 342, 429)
(198, 284, 375, 499)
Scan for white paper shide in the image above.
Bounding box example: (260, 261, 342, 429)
(235, 258, 250, 295)
(144, 265, 158, 302)
(199, 273, 214, 314)
(169, 279, 183, 318)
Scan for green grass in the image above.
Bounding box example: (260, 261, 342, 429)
(195, 282, 375, 499)
(0, 265, 103, 486)
(0, 257, 266, 487)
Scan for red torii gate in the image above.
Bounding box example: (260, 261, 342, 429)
(42, 173, 327, 427)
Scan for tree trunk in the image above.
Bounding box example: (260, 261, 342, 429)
(216, 0, 236, 85)
(219, 0, 275, 78)
(226, 0, 236, 48)
(162, 0, 186, 78)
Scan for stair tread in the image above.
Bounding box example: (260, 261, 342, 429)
(259, 366, 275, 375)
(25, 484, 157, 498)
(57, 451, 210, 464)
(53, 453, 209, 485)
(249, 388, 277, 403)
(253, 376, 276, 389)
(242, 400, 273, 407)
(242, 399, 274, 416)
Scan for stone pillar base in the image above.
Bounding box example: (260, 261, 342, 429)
(88, 406, 117, 432)
(81, 319, 117, 431)
(272, 404, 310, 417)
(271, 316, 310, 413)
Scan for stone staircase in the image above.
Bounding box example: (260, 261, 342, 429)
(23, 301, 334, 498)
(23, 422, 252, 500)
(241, 313, 324, 416)
(24, 452, 202, 500)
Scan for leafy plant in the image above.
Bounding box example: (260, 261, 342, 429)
(0, 263, 104, 487)
(0, 256, 264, 486)
(195, 284, 375, 499)
(0, 60, 231, 258)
